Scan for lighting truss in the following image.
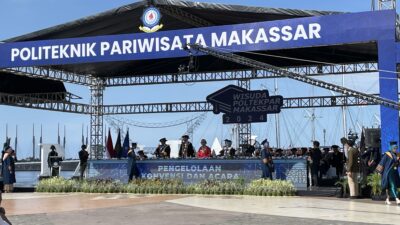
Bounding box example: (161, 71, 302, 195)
(101, 95, 374, 115)
(105, 62, 378, 87)
(0, 92, 377, 115)
(0, 67, 94, 85)
(187, 44, 400, 110)
(0, 92, 91, 114)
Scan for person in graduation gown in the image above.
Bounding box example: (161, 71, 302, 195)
(2, 146, 14, 193)
(154, 138, 171, 159)
(376, 141, 400, 205)
(127, 143, 139, 181)
(218, 139, 236, 158)
(260, 139, 273, 180)
(179, 135, 195, 158)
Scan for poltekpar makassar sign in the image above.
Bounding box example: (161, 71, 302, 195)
(207, 85, 283, 124)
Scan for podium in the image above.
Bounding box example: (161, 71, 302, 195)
(49, 156, 63, 177)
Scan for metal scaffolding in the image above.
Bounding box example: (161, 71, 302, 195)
(105, 62, 378, 87)
(0, 92, 377, 114)
(187, 44, 400, 110)
(236, 77, 252, 148)
(89, 79, 105, 159)
(1, 67, 94, 85)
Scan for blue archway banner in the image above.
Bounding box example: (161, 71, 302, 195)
(0, 10, 395, 68)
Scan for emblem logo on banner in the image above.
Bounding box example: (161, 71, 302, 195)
(139, 6, 163, 33)
(207, 85, 283, 124)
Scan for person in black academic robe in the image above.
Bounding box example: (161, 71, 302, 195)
(218, 139, 236, 158)
(179, 135, 195, 158)
(2, 146, 14, 193)
(127, 143, 139, 181)
(154, 138, 171, 158)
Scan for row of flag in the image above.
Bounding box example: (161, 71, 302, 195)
(105, 129, 130, 159)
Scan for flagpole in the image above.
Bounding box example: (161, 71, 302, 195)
(15, 125, 18, 156)
(81, 123, 84, 145)
(33, 124, 36, 159)
(57, 123, 60, 145)
(40, 124, 43, 160)
(6, 123, 8, 141)
(63, 125, 66, 151)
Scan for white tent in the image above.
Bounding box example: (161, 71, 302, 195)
(211, 137, 222, 154)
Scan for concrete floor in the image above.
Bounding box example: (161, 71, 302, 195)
(1, 193, 398, 225)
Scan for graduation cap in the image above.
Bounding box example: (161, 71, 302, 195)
(331, 145, 339, 149)
(261, 139, 269, 146)
(224, 139, 232, 143)
(159, 138, 167, 142)
(390, 141, 398, 146)
(182, 134, 189, 139)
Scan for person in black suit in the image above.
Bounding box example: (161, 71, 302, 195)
(179, 135, 195, 158)
(308, 141, 322, 187)
(331, 144, 345, 179)
(78, 145, 89, 179)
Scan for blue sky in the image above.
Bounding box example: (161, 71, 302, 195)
(0, 0, 388, 159)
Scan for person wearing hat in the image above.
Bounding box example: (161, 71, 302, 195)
(345, 139, 360, 199)
(197, 139, 211, 159)
(154, 138, 171, 159)
(260, 139, 273, 180)
(290, 148, 298, 158)
(47, 145, 60, 177)
(137, 150, 148, 160)
(2, 146, 14, 193)
(376, 141, 400, 205)
(127, 142, 139, 181)
(331, 145, 345, 179)
(218, 139, 236, 157)
(78, 145, 89, 180)
(179, 135, 195, 158)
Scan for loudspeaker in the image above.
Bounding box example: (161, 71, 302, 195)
(364, 128, 380, 148)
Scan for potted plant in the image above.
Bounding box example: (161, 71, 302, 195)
(367, 173, 385, 200)
(335, 177, 349, 198)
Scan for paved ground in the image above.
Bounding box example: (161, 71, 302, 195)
(1, 193, 398, 225)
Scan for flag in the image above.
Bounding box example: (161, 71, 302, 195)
(114, 129, 122, 159)
(360, 129, 366, 153)
(122, 130, 130, 158)
(106, 129, 115, 158)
